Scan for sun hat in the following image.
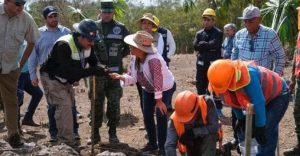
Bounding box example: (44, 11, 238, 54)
(124, 31, 157, 54)
(138, 13, 159, 27)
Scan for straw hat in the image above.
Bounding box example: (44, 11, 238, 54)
(124, 31, 157, 54)
(138, 13, 159, 27)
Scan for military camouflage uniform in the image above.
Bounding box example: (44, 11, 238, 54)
(91, 19, 129, 142)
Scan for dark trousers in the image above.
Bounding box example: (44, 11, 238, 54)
(196, 64, 209, 95)
(17, 72, 43, 121)
(142, 84, 176, 152)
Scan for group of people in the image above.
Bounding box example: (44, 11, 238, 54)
(0, 0, 299, 156)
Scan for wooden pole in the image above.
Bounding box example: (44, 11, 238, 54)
(245, 104, 253, 156)
(91, 76, 96, 156)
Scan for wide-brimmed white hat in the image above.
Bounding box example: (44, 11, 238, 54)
(124, 31, 157, 54)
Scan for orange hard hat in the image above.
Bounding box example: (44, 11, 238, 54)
(207, 59, 235, 94)
(174, 90, 199, 123)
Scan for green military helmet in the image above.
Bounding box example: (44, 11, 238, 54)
(100, 0, 114, 13)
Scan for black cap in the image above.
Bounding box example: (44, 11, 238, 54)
(43, 6, 58, 18)
(100, 0, 114, 13)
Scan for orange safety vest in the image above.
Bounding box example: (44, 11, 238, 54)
(295, 32, 300, 76)
(170, 95, 223, 153)
(223, 61, 283, 109)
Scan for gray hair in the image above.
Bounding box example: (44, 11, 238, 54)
(224, 23, 237, 31)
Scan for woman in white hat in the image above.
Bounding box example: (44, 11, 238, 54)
(110, 31, 176, 155)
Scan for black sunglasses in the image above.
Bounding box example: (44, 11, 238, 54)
(249, 39, 255, 52)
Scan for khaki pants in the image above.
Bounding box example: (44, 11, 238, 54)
(0, 68, 20, 137)
(40, 73, 75, 145)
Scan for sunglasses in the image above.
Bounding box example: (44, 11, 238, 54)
(249, 39, 255, 52)
(9, 0, 25, 6)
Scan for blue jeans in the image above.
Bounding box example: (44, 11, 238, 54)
(48, 100, 79, 137)
(17, 72, 43, 121)
(237, 92, 289, 156)
(142, 83, 176, 152)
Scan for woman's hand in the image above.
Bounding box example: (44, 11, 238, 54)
(156, 99, 167, 115)
(109, 73, 125, 81)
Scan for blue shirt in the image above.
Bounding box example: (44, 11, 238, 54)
(28, 25, 70, 80)
(231, 25, 285, 76)
(18, 41, 29, 73)
(222, 36, 234, 59)
(232, 65, 288, 127)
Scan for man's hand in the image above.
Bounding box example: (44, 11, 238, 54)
(198, 41, 209, 49)
(31, 79, 39, 86)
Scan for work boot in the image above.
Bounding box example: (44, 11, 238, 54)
(108, 127, 119, 144)
(8, 133, 24, 148)
(22, 119, 40, 127)
(140, 142, 158, 152)
(87, 130, 100, 145)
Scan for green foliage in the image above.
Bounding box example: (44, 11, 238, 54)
(26, 0, 300, 55)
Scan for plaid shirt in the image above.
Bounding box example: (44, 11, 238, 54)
(231, 25, 285, 76)
(222, 36, 234, 59)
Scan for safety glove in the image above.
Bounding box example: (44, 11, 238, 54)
(179, 129, 195, 146)
(94, 63, 110, 76)
(254, 126, 267, 144)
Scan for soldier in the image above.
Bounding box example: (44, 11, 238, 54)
(88, 0, 130, 144)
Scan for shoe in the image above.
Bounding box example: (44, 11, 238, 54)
(22, 120, 40, 127)
(74, 133, 80, 140)
(139, 126, 146, 130)
(109, 134, 119, 144)
(49, 135, 58, 142)
(140, 143, 158, 152)
(8, 134, 24, 148)
(283, 147, 300, 156)
(87, 136, 101, 145)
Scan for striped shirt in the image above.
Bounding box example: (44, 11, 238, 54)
(231, 25, 285, 76)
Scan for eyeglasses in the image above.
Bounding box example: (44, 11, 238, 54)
(8, 0, 25, 7)
(249, 39, 255, 52)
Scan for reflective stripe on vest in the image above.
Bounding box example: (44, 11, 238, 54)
(223, 63, 283, 109)
(295, 32, 300, 76)
(170, 95, 207, 153)
(57, 34, 91, 61)
(228, 60, 251, 91)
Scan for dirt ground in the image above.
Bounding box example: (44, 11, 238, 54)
(0, 54, 296, 156)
